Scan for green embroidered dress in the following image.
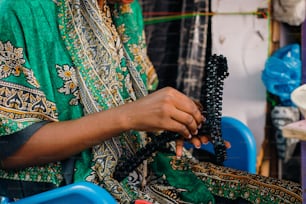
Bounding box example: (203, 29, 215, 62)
(0, 0, 158, 200)
(0, 0, 302, 203)
(0, 0, 80, 186)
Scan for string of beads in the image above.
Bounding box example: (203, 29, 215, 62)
(199, 54, 229, 165)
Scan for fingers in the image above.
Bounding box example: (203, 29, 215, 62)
(199, 135, 209, 144)
(193, 100, 203, 112)
(121, 87, 204, 136)
(159, 87, 203, 131)
(174, 136, 231, 158)
(224, 141, 231, 149)
(175, 136, 206, 158)
(169, 107, 200, 137)
(192, 135, 231, 149)
(139, 87, 204, 138)
(162, 119, 193, 139)
(175, 139, 184, 158)
(169, 92, 203, 126)
(190, 137, 202, 149)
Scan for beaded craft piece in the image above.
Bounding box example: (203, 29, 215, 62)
(199, 54, 229, 164)
(114, 54, 229, 182)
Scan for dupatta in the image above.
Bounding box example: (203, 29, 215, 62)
(56, 1, 215, 203)
(56, 0, 152, 201)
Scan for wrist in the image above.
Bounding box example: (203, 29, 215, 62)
(114, 103, 135, 132)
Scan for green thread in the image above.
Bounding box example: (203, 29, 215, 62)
(144, 11, 268, 25)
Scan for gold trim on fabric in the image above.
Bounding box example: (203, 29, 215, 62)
(0, 81, 58, 121)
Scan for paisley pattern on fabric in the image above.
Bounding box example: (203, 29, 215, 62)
(0, 81, 57, 125)
(0, 41, 40, 88)
(0, 42, 58, 135)
(111, 2, 158, 93)
(0, 41, 69, 186)
(149, 151, 302, 204)
(0, 0, 84, 187)
(56, 64, 80, 105)
(193, 160, 302, 203)
(56, 0, 151, 202)
(0, 162, 63, 186)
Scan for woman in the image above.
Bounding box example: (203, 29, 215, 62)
(0, 0, 302, 203)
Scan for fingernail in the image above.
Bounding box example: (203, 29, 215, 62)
(226, 143, 232, 149)
(193, 129, 198, 135)
(198, 123, 202, 129)
(188, 134, 192, 139)
(202, 116, 206, 122)
(202, 141, 209, 145)
(195, 145, 201, 149)
(176, 156, 181, 160)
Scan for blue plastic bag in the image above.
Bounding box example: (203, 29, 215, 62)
(261, 43, 301, 106)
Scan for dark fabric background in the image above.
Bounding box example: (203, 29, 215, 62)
(140, 0, 212, 102)
(140, 0, 182, 89)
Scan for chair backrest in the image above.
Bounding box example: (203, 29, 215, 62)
(221, 116, 257, 173)
(185, 116, 257, 174)
(0, 182, 117, 204)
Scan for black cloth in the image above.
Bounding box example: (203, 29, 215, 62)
(0, 121, 76, 199)
(140, 0, 212, 102)
(0, 179, 57, 199)
(0, 121, 50, 160)
(140, 0, 182, 89)
(177, 0, 211, 100)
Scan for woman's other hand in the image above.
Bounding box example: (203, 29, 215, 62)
(175, 99, 231, 157)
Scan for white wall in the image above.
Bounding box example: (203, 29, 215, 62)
(212, 0, 269, 153)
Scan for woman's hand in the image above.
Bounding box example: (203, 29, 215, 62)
(166, 97, 231, 157)
(119, 87, 230, 157)
(121, 87, 203, 135)
(118, 87, 204, 157)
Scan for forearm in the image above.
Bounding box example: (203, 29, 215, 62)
(1, 87, 206, 169)
(1, 108, 128, 169)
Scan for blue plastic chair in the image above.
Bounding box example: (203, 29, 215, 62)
(0, 182, 117, 204)
(185, 116, 257, 174)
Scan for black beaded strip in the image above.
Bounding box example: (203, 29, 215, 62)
(113, 54, 229, 182)
(113, 132, 179, 182)
(198, 54, 229, 165)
